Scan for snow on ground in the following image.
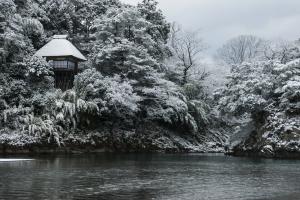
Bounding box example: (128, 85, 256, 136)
(0, 159, 34, 162)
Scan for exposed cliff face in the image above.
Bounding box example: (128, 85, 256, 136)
(227, 115, 300, 158)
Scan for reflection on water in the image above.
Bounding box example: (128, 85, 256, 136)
(0, 154, 300, 200)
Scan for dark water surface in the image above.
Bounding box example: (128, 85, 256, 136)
(0, 153, 300, 200)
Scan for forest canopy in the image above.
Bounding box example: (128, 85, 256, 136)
(0, 0, 221, 152)
(0, 0, 299, 156)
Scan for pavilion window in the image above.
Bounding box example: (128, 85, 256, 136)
(50, 60, 75, 69)
(67, 61, 75, 70)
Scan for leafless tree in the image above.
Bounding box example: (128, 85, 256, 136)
(169, 23, 207, 86)
(216, 35, 265, 65)
(262, 40, 300, 64)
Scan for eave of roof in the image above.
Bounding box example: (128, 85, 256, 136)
(34, 36, 87, 61)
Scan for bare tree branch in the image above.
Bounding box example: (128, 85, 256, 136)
(216, 35, 264, 65)
(169, 23, 206, 85)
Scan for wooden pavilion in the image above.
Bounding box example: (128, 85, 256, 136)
(34, 35, 87, 90)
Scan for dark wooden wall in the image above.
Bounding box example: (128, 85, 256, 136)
(46, 56, 80, 91)
(54, 71, 75, 91)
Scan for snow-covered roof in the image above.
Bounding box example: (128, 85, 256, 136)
(34, 35, 87, 61)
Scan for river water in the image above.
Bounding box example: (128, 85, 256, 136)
(0, 153, 300, 200)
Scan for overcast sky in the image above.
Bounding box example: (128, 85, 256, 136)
(121, 0, 300, 54)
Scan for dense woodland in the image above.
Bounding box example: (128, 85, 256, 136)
(0, 0, 299, 157)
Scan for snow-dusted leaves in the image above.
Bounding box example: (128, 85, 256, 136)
(24, 55, 53, 77)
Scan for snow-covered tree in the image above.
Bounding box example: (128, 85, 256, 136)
(137, 0, 170, 60)
(74, 68, 140, 120)
(216, 55, 300, 156)
(22, 17, 45, 49)
(90, 4, 199, 132)
(262, 40, 300, 64)
(24, 55, 52, 78)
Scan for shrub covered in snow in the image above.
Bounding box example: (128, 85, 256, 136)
(24, 55, 52, 78)
(217, 56, 300, 156)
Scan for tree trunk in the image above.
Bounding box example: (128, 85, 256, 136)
(182, 67, 188, 86)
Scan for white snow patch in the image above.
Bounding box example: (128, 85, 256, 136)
(34, 36, 87, 61)
(0, 159, 34, 162)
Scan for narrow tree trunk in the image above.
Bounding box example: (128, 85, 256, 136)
(182, 67, 188, 86)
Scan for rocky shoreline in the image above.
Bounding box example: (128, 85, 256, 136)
(0, 124, 225, 155)
(2, 143, 300, 159)
(0, 144, 223, 155)
(226, 149, 300, 159)
(226, 142, 300, 159)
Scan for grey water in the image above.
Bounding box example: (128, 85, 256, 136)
(0, 154, 300, 200)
